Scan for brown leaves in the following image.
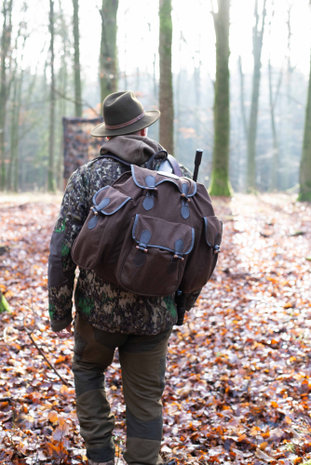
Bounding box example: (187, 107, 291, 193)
(44, 415, 72, 462)
(162, 194, 311, 464)
(0, 193, 311, 464)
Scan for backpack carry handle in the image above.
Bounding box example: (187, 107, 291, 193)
(193, 149, 203, 182)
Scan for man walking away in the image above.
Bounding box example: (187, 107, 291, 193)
(48, 91, 194, 465)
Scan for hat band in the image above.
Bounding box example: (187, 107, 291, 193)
(105, 112, 145, 130)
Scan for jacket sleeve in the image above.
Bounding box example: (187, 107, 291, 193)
(48, 169, 89, 331)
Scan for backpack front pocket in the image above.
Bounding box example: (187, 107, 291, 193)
(117, 214, 194, 296)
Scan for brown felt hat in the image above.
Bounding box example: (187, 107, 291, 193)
(91, 91, 160, 137)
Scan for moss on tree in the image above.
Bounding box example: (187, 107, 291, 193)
(209, 0, 232, 197)
(299, 55, 311, 203)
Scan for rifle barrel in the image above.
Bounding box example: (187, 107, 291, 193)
(193, 149, 203, 181)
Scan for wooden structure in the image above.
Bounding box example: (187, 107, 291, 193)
(63, 117, 103, 186)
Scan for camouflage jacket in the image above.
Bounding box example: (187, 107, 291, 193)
(48, 135, 191, 335)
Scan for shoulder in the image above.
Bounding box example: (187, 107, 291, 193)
(87, 156, 128, 184)
(70, 156, 125, 184)
(179, 163, 192, 179)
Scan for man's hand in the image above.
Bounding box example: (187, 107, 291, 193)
(54, 323, 72, 336)
(65, 324, 72, 333)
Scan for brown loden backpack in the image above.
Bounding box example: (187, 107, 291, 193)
(71, 161, 223, 298)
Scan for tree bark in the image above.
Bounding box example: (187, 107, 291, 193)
(298, 53, 311, 202)
(238, 56, 248, 140)
(72, 0, 82, 117)
(268, 59, 282, 191)
(0, 0, 13, 190)
(57, 0, 71, 189)
(99, 0, 118, 103)
(7, 16, 28, 191)
(159, 0, 174, 154)
(8, 73, 22, 191)
(209, 0, 231, 197)
(246, 0, 267, 191)
(48, 0, 56, 191)
(283, 4, 294, 190)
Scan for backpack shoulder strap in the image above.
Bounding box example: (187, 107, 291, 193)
(96, 151, 183, 176)
(167, 154, 182, 177)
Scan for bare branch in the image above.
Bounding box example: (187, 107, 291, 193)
(24, 327, 70, 387)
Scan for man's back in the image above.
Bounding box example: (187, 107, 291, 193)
(48, 134, 178, 335)
(48, 90, 201, 465)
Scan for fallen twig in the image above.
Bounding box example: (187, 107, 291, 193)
(24, 327, 70, 386)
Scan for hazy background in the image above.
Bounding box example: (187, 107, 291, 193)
(1, 0, 311, 191)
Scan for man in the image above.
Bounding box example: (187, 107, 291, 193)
(48, 91, 188, 465)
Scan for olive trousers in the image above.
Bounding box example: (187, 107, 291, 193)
(72, 314, 171, 465)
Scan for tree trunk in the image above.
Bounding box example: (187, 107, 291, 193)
(298, 53, 311, 202)
(209, 0, 231, 197)
(0, 0, 13, 190)
(72, 0, 82, 116)
(246, 0, 267, 191)
(57, 0, 70, 189)
(7, 16, 28, 192)
(153, 52, 158, 100)
(238, 56, 248, 140)
(159, 0, 174, 154)
(283, 4, 294, 190)
(268, 59, 282, 191)
(99, 0, 118, 103)
(8, 73, 22, 191)
(48, 0, 56, 191)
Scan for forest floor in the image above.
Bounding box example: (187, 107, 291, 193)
(0, 192, 311, 465)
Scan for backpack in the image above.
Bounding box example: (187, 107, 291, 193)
(71, 158, 223, 297)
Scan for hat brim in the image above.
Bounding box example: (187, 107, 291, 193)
(91, 110, 160, 137)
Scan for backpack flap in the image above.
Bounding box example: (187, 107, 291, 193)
(132, 214, 194, 256)
(117, 214, 195, 296)
(130, 164, 197, 219)
(89, 185, 132, 227)
(71, 185, 132, 274)
(131, 164, 197, 196)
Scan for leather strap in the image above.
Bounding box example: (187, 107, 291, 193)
(98, 152, 183, 177)
(167, 154, 182, 176)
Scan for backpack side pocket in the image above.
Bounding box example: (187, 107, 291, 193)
(71, 185, 132, 276)
(180, 215, 223, 292)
